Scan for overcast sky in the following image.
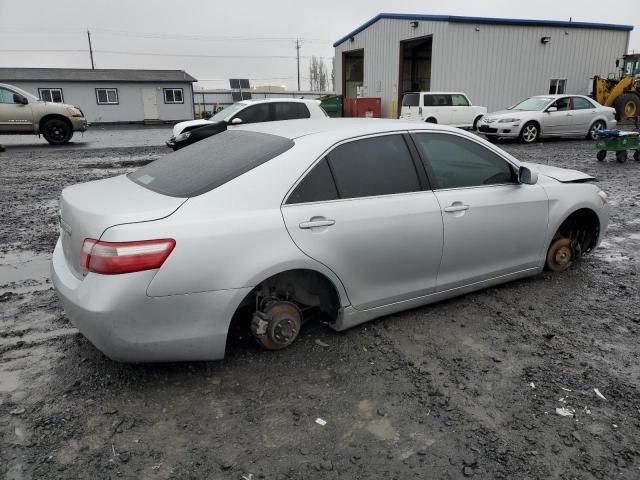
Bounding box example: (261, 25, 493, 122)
(0, 0, 638, 90)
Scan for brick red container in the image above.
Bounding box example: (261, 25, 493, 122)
(343, 97, 381, 118)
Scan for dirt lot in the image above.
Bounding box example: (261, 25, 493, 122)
(1, 128, 639, 480)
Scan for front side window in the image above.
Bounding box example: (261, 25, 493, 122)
(572, 96, 594, 110)
(234, 104, 270, 124)
(0, 88, 17, 104)
(414, 133, 515, 189)
(451, 94, 469, 106)
(39, 88, 64, 103)
(326, 135, 421, 200)
(96, 88, 118, 105)
(549, 79, 567, 95)
(552, 97, 572, 111)
(164, 88, 184, 104)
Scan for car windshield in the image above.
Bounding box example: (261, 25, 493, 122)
(208, 102, 247, 122)
(128, 130, 294, 197)
(510, 97, 554, 111)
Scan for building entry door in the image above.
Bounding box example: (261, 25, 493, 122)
(142, 87, 159, 120)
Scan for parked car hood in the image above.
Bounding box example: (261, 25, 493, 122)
(521, 162, 595, 183)
(172, 119, 213, 137)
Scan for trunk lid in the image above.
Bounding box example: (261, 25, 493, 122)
(521, 162, 595, 183)
(58, 175, 186, 278)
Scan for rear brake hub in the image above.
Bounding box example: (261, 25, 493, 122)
(250, 301, 302, 350)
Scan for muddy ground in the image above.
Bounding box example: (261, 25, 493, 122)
(1, 129, 639, 480)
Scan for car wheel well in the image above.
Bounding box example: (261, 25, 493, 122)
(552, 208, 600, 255)
(230, 269, 341, 333)
(425, 117, 437, 124)
(39, 114, 71, 133)
(472, 115, 483, 130)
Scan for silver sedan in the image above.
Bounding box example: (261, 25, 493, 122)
(51, 119, 610, 362)
(478, 94, 616, 143)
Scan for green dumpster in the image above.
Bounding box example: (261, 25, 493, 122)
(319, 95, 343, 118)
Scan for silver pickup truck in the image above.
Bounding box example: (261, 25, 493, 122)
(0, 83, 88, 145)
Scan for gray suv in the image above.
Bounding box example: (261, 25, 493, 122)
(0, 83, 88, 145)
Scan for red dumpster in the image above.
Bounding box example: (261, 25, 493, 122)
(344, 97, 381, 118)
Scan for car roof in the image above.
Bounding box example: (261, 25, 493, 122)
(235, 117, 456, 140)
(530, 94, 589, 99)
(238, 98, 321, 106)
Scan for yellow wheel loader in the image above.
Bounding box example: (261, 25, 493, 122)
(592, 54, 640, 121)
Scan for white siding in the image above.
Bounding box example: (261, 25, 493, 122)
(335, 19, 629, 116)
(11, 81, 194, 124)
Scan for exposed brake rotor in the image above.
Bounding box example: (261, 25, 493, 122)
(547, 237, 576, 272)
(250, 301, 302, 350)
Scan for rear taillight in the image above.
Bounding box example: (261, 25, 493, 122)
(80, 238, 176, 275)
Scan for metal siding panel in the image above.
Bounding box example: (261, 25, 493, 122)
(335, 20, 629, 114)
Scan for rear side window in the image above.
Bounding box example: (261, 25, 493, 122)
(327, 135, 420, 199)
(414, 133, 515, 189)
(287, 159, 338, 204)
(273, 102, 311, 120)
(402, 93, 419, 106)
(572, 97, 594, 110)
(425, 94, 450, 107)
(129, 130, 294, 197)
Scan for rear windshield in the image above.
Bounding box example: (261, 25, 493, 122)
(402, 93, 419, 107)
(128, 130, 294, 197)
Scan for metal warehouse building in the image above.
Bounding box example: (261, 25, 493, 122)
(334, 14, 633, 117)
(0, 68, 196, 124)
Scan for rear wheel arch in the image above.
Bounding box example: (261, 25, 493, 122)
(425, 117, 437, 123)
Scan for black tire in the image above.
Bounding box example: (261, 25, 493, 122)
(612, 93, 640, 121)
(42, 118, 72, 145)
(486, 135, 499, 143)
(616, 150, 628, 163)
(634, 150, 640, 162)
(587, 120, 606, 140)
(425, 117, 437, 124)
(472, 115, 483, 131)
(519, 121, 540, 144)
(596, 150, 607, 162)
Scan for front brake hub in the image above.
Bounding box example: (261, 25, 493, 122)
(547, 237, 573, 272)
(250, 301, 302, 350)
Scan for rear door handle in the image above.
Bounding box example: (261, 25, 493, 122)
(443, 203, 470, 213)
(299, 219, 335, 229)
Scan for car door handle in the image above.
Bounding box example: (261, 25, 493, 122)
(299, 219, 335, 229)
(443, 203, 470, 213)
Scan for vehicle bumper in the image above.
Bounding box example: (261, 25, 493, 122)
(71, 117, 89, 132)
(478, 122, 520, 137)
(51, 239, 251, 363)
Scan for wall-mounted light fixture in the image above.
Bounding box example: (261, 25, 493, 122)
(409, 21, 419, 28)
(475, 27, 480, 32)
(540, 36, 551, 44)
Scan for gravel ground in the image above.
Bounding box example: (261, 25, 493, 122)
(1, 129, 639, 480)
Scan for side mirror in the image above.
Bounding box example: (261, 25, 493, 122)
(518, 166, 538, 185)
(230, 117, 243, 125)
(13, 94, 28, 105)
(546, 106, 557, 113)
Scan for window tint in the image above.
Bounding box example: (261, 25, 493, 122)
(287, 159, 338, 204)
(327, 135, 420, 199)
(273, 102, 310, 120)
(427, 94, 450, 107)
(572, 96, 594, 110)
(402, 93, 419, 106)
(129, 130, 294, 197)
(451, 94, 469, 106)
(235, 104, 270, 123)
(415, 133, 515, 189)
(0, 88, 16, 104)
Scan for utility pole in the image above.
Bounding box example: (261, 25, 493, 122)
(87, 30, 95, 70)
(295, 38, 301, 91)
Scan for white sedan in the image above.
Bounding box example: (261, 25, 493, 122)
(52, 119, 609, 362)
(478, 94, 616, 143)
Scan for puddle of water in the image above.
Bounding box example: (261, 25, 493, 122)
(0, 251, 51, 284)
(0, 369, 20, 393)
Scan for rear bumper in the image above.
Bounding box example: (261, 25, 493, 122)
(51, 239, 251, 362)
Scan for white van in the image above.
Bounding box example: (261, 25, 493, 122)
(400, 92, 487, 129)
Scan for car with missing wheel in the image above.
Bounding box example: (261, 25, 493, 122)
(51, 118, 609, 363)
(478, 94, 616, 143)
(0, 83, 88, 145)
(166, 98, 327, 150)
